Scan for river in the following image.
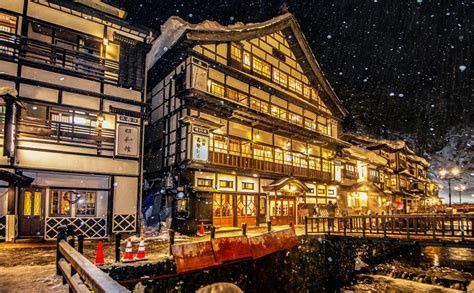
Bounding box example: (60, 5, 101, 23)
(343, 246, 474, 292)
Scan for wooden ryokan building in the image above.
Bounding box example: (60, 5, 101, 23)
(145, 13, 351, 233)
(0, 0, 152, 241)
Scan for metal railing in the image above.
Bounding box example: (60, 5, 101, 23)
(304, 214, 474, 241)
(0, 31, 119, 85)
(56, 226, 128, 293)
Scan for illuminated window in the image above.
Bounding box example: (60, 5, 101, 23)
(212, 135, 227, 153)
(270, 105, 287, 120)
(272, 68, 288, 87)
(243, 51, 251, 69)
(230, 44, 242, 62)
(208, 80, 225, 97)
(289, 113, 302, 126)
(252, 57, 271, 78)
(226, 88, 248, 104)
(50, 190, 71, 216)
(288, 76, 303, 94)
(76, 192, 96, 217)
(197, 178, 213, 187)
(303, 85, 311, 99)
(250, 98, 269, 113)
(242, 182, 255, 190)
(345, 164, 357, 178)
(219, 180, 234, 189)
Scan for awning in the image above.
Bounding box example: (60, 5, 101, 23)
(192, 186, 218, 193)
(263, 176, 311, 192)
(0, 169, 33, 187)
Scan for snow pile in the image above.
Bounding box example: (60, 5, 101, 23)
(0, 87, 18, 97)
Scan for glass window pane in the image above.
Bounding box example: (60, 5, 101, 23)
(33, 192, 41, 216)
(23, 191, 32, 215)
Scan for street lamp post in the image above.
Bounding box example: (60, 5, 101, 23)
(439, 167, 461, 207)
(454, 185, 466, 205)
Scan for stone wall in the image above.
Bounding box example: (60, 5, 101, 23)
(108, 236, 413, 292)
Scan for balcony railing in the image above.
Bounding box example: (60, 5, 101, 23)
(343, 170, 358, 179)
(17, 117, 115, 152)
(0, 31, 120, 85)
(208, 150, 332, 181)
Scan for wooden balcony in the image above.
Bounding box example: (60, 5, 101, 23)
(0, 31, 131, 88)
(17, 117, 115, 153)
(208, 151, 332, 181)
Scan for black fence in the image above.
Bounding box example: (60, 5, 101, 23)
(304, 214, 474, 241)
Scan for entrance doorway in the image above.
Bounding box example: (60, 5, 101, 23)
(18, 187, 45, 238)
(212, 193, 257, 228)
(269, 196, 296, 225)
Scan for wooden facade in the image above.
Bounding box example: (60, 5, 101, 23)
(0, 0, 152, 241)
(145, 14, 349, 234)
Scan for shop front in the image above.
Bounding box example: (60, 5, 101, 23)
(212, 193, 258, 228)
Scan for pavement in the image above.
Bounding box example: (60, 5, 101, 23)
(0, 225, 304, 292)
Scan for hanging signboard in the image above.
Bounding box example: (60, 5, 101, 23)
(115, 122, 140, 158)
(192, 134, 209, 162)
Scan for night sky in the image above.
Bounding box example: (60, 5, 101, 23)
(119, 0, 472, 154)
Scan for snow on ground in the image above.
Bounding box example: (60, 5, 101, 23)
(0, 265, 67, 293)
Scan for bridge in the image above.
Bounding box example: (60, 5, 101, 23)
(304, 214, 474, 248)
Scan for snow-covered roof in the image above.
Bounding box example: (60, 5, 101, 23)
(147, 14, 291, 70)
(343, 145, 388, 166)
(147, 13, 348, 118)
(0, 87, 18, 97)
(342, 132, 408, 150)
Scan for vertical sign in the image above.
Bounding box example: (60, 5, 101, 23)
(115, 115, 140, 158)
(191, 126, 209, 162)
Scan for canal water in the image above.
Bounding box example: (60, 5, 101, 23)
(343, 246, 474, 292)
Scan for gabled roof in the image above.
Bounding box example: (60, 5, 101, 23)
(147, 13, 348, 118)
(263, 176, 311, 192)
(342, 145, 388, 166)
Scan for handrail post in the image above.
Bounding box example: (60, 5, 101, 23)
(115, 233, 121, 263)
(169, 229, 175, 256)
(461, 216, 465, 241)
(406, 217, 410, 239)
(77, 235, 84, 254)
(382, 216, 386, 238)
(66, 225, 75, 248)
(362, 216, 366, 238)
(242, 223, 247, 236)
(267, 220, 272, 232)
(56, 226, 67, 276)
(432, 216, 436, 240)
(211, 225, 216, 239)
(343, 217, 347, 236)
(304, 216, 308, 235)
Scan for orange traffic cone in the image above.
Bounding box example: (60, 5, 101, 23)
(95, 240, 105, 265)
(121, 237, 134, 262)
(135, 236, 147, 261)
(197, 222, 205, 237)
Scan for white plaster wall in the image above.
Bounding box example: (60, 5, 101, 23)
(113, 176, 138, 214)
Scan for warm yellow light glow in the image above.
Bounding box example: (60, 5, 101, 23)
(97, 114, 105, 123)
(252, 173, 258, 178)
(439, 169, 447, 177)
(451, 167, 460, 176)
(103, 38, 109, 46)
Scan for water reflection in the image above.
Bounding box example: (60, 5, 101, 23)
(399, 246, 474, 272)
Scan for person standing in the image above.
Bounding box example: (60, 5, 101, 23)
(327, 201, 337, 231)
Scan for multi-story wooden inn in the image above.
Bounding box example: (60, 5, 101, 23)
(0, 0, 152, 241)
(145, 13, 351, 233)
(342, 132, 440, 214)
